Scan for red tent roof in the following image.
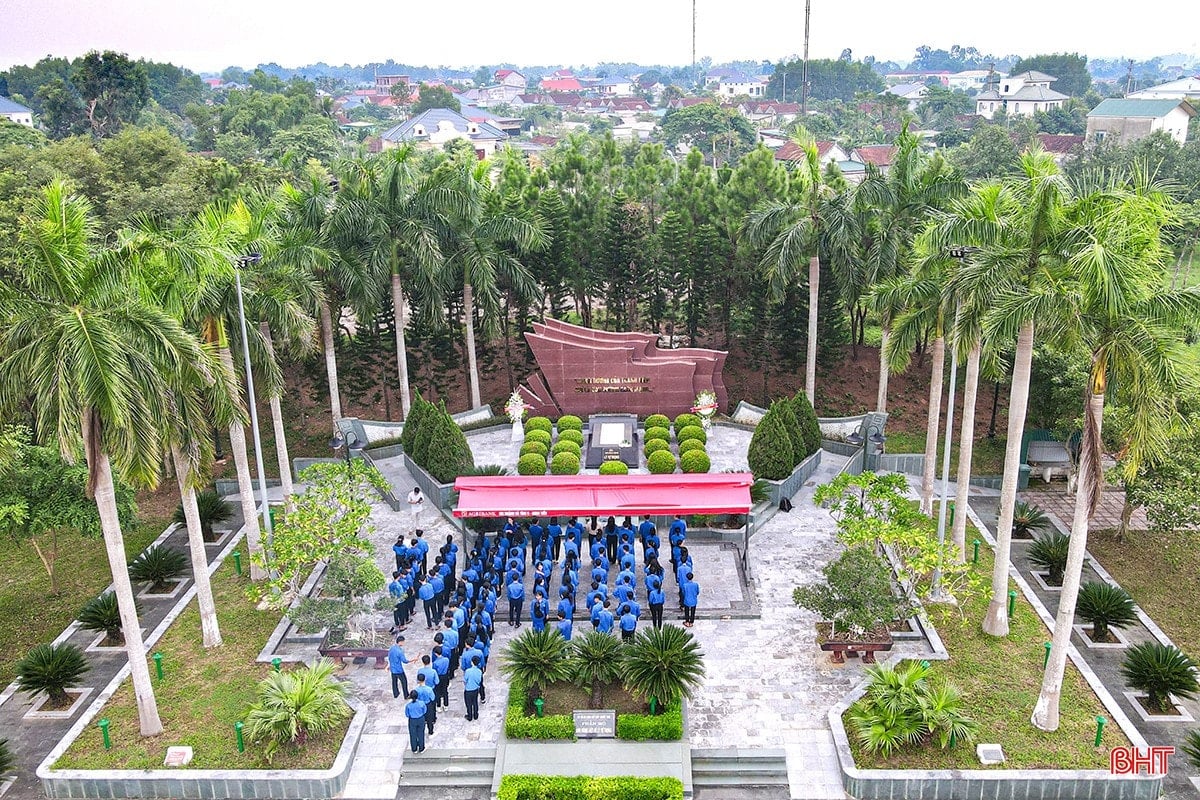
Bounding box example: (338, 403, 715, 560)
(452, 473, 754, 518)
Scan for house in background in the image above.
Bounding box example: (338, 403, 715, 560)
(1127, 75, 1200, 100)
(379, 108, 507, 158)
(1086, 98, 1195, 145)
(773, 140, 850, 167)
(974, 71, 1068, 119)
(884, 82, 928, 110)
(739, 101, 802, 127)
(494, 69, 527, 90)
(1033, 133, 1085, 164)
(851, 144, 898, 173)
(0, 96, 34, 127)
(948, 69, 1000, 91)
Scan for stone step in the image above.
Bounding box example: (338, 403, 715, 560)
(691, 749, 790, 787)
(693, 747, 788, 762)
(399, 750, 495, 788)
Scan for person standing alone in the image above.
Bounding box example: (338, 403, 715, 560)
(407, 486, 424, 524)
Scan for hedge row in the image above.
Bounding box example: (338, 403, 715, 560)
(497, 776, 684, 800)
(505, 683, 574, 740)
(615, 704, 683, 741)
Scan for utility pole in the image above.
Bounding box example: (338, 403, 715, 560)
(692, 0, 698, 91)
(800, 0, 812, 116)
(782, 70, 787, 102)
(1125, 59, 1134, 96)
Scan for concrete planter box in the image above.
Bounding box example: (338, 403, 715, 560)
(402, 453, 455, 511)
(762, 449, 822, 508)
(39, 699, 367, 799)
(362, 443, 404, 460)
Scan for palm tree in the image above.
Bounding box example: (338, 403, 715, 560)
(570, 630, 624, 708)
(0, 181, 215, 735)
(1031, 174, 1197, 730)
(501, 628, 572, 702)
(621, 625, 706, 713)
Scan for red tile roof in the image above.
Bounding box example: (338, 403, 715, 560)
(669, 97, 714, 109)
(495, 69, 514, 79)
(541, 78, 582, 91)
(531, 135, 559, 146)
(773, 140, 837, 161)
(854, 145, 897, 166)
(1035, 133, 1084, 154)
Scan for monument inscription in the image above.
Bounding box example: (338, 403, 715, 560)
(573, 709, 617, 738)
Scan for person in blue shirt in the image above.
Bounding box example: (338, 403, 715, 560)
(460, 638, 484, 689)
(556, 610, 573, 641)
(563, 530, 580, 564)
(619, 550, 636, 572)
(415, 529, 430, 574)
(415, 673, 436, 735)
(586, 582, 607, 612)
(647, 573, 666, 629)
(418, 578, 437, 629)
(506, 574, 525, 627)
(590, 596, 605, 629)
(548, 517, 564, 561)
(392, 535, 409, 572)
(429, 569, 446, 620)
(388, 571, 408, 631)
(604, 516, 619, 563)
(431, 646, 451, 709)
(417, 655, 439, 696)
(613, 579, 634, 606)
(681, 572, 700, 627)
(619, 604, 638, 642)
(440, 619, 460, 676)
(590, 559, 608, 587)
(405, 691, 427, 753)
(531, 590, 549, 632)
(638, 515, 656, 552)
(556, 588, 574, 621)
(626, 596, 641, 620)
(529, 519, 545, 554)
(463, 656, 484, 721)
(596, 600, 615, 634)
(443, 535, 459, 581)
(388, 635, 410, 699)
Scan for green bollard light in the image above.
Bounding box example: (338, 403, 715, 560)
(99, 718, 111, 750)
(972, 539, 980, 564)
(1094, 716, 1106, 747)
(153, 652, 163, 681)
(232, 551, 242, 576)
(1008, 590, 1017, 617)
(1043, 642, 1053, 668)
(920, 660, 930, 670)
(533, 698, 544, 718)
(272, 658, 281, 672)
(235, 721, 245, 753)
(650, 696, 658, 716)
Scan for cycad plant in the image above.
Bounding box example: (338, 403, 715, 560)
(1011, 500, 1050, 540)
(1120, 643, 1199, 713)
(128, 545, 189, 591)
(570, 630, 624, 708)
(621, 625, 705, 714)
(500, 627, 572, 704)
(1028, 532, 1071, 585)
(1076, 582, 1138, 643)
(0, 737, 13, 777)
(244, 659, 350, 760)
(78, 592, 139, 646)
(846, 661, 978, 756)
(1182, 729, 1200, 770)
(174, 489, 233, 542)
(16, 643, 90, 708)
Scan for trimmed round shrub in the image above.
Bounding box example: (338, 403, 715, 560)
(678, 438, 707, 455)
(645, 414, 670, 429)
(647, 450, 677, 474)
(550, 452, 581, 475)
(644, 439, 670, 456)
(558, 429, 585, 446)
(551, 439, 582, 458)
(517, 453, 548, 476)
(747, 403, 795, 480)
(791, 391, 822, 459)
(556, 415, 583, 431)
(677, 425, 707, 445)
(674, 413, 701, 431)
(773, 399, 805, 468)
(644, 426, 671, 443)
(526, 416, 553, 433)
(680, 449, 711, 474)
(599, 460, 629, 475)
(520, 441, 549, 458)
(525, 428, 552, 445)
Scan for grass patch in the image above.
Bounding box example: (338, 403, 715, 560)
(55, 554, 348, 770)
(1087, 528, 1200, 659)
(0, 516, 169, 686)
(848, 543, 1128, 770)
(882, 431, 1007, 476)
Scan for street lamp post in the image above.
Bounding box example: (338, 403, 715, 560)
(846, 424, 886, 472)
(233, 253, 273, 545)
(329, 430, 359, 475)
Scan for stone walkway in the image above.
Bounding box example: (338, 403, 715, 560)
(1021, 484, 1149, 532)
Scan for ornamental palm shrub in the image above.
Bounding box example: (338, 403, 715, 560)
(1011, 500, 1050, 539)
(647, 450, 676, 474)
(468, 463, 509, 476)
(501, 627, 572, 702)
(521, 441, 549, 458)
(599, 461, 629, 475)
(556, 415, 583, 432)
(78, 592, 138, 646)
(644, 426, 671, 443)
(674, 413, 701, 431)
(791, 391, 822, 459)
(676, 425, 706, 445)
(1183, 729, 1200, 770)
(558, 429, 585, 446)
(174, 489, 233, 541)
(550, 452, 580, 475)
(1028, 531, 1071, 585)
(570, 630, 624, 708)
(16, 643, 89, 707)
(0, 738, 13, 777)
(551, 440, 582, 458)
(1077, 582, 1138, 642)
(773, 399, 805, 468)
(747, 404, 794, 480)
(621, 625, 705, 713)
(644, 439, 670, 457)
(526, 416, 554, 434)
(678, 438, 706, 455)
(400, 392, 431, 454)
(645, 414, 670, 430)
(518, 454, 548, 476)
(244, 658, 351, 760)
(680, 450, 711, 474)
(425, 405, 475, 483)
(1120, 643, 1200, 713)
(525, 428, 552, 446)
(846, 661, 978, 756)
(129, 545, 188, 591)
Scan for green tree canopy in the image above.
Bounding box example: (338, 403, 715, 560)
(411, 84, 461, 115)
(1010, 53, 1091, 97)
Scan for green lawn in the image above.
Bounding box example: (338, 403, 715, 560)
(56, 555, 347, 771)
(0, 516, 168, 686)
(849, 545, 1128, 770)
(883, 430, 1008, 476)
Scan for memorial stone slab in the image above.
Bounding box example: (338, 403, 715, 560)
(573, 709, 617, 738)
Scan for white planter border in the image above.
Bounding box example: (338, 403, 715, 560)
(135, 577, 189, 601)
(1121, 691, 1195, 723)
(23, 688, 94, 721)
(1072, 624, 1131, 650)
(84, 627, 149, 654)
(1029, 570, 1063, 592)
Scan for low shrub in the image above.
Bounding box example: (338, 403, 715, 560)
(558, 429, 585, 446)
(552, 440, 582, 458)
(643, 439, 670, 456)
(175, 489, 233, 541)
(520, 441, 549, 458)
(643, 426, 671, 443)
(0, 738, 12, 778)
(525, 428, 552, 445)
(673, 413, 701, 431)
(676, 425, 706, 445)
(518, 454, 548, 476)
(846, 661, 978, 756)
(644, 414, 671, 430)
(616, 705, 684, 741)
(77, 592, 136, 646)
(1028, 532, 1071, 585)
(526, 416, 554, 433)
(128, 545, 188, 591)
(1120, 642, 1199, 713)
(551, 452, 581, 475)
(679, 450, 711, 474)
(498, 776, 684, 800)
(244, 659, 351, 761)
(16, 643, 89, 707)
(557, 415, 583, 431)
(504, 683, 575, 740)
(468, 464, 509, 476)
(599, 461, 629, 475)
(646, 450, 677, 474)
(1077, 582, 1138, 642)
(678, 438, 706, 455)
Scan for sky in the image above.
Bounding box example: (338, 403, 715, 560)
(2, 0, 1197, 74)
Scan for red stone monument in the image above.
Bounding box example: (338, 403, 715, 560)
(516, 318, 728, 417)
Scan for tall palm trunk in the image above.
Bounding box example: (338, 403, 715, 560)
(86, 414, 163, 736)
(319, 302, 342, 425)
(1032, 384, 1105, 730)
(218, 346, 267, 581)
(920, 333, 945, 515)
(464, 282, 482, 408)
(950, 342, 982, 562)
(171, 444, 222, 648)
(805, 255, 819, 406)
(876, 325, 890, 412)
(983, 319, 1035, 636)
(391, 270, 412, 418)
(259, 322, 293, 499)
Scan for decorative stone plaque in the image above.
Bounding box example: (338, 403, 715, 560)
(573, 709, 616, 738)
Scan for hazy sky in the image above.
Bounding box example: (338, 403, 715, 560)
(3, 0, 1196, 74)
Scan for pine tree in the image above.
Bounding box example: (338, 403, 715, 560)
(425, 402, 475, 483)
(747, 403, 796, 480)
(772, 399, 805, 468)
(791, 391, 822, 459)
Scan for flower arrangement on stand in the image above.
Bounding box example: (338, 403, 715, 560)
(691, 391, 719, 432)
(505, 390, 528, 442)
